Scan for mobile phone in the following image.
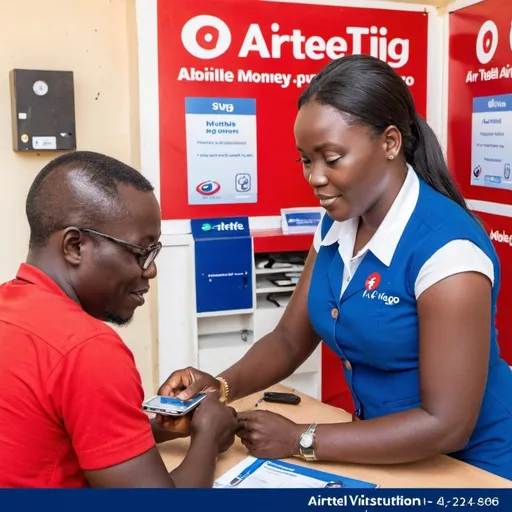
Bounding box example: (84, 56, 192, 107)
(262, 391, 301, 405)
(142, 393, 207, 416)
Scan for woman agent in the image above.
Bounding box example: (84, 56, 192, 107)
(160, 54, 512, 481)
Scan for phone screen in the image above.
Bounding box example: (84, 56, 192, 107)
(144, 394, 206, 413)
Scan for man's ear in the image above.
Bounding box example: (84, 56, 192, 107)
(61, 227, 83, 266)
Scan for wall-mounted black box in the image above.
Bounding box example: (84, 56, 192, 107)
(9, 69, 76, 152)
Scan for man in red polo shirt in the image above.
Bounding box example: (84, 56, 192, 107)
(0, 151, 238, 488)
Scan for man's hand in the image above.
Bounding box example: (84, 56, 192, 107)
(237, 410, 304, 459)
(152, 414, 192, 438)
(158, 367, 220, 400)
(191, 394, 238, 453)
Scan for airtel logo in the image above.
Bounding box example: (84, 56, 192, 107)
(181, 15, 410, 68)
(476, 20, 499, 64)
(475, 20, 512, 64)
(181, 15, 232, 59)
(365, 272, 381, 291)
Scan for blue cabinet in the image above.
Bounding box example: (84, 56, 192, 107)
(191, 217, 253, 313)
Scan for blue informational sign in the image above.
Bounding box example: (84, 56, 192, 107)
(285, 212, 321, 227)
(185, 97, 258, 205)
(191, 217, 253, 313)
(283, 211, 322, 234)
(471, 93, 512, 190)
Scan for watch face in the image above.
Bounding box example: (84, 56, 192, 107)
(300, 432, 313, 449)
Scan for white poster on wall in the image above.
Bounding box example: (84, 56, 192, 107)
(185, 97, 258, 205)
(471, 93, 512, 189)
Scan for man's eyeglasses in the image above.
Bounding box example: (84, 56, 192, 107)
(78, 228, 162, 270)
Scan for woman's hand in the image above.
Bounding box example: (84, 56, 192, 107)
(237, 410, 304, 459)
(158, 367, 220, 400)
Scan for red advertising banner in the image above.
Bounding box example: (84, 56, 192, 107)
(448, 0, 512, 203)
(477, 212, 512, 364)
(449, 1, 512, 364)
(157, 0, 429, 221)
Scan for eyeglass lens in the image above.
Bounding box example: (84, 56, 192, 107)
(142, 246, 161, 270)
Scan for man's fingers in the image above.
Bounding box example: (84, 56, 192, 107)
(157, 414, 191, 434)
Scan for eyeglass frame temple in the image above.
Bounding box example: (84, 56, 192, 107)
(78, 228, 161, 270)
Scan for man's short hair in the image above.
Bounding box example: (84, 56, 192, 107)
(26, 151, 154, 248)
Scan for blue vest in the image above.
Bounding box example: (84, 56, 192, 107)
(308, 176, 512, 480)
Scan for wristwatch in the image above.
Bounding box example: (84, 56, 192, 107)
(298, 423, 318, 461)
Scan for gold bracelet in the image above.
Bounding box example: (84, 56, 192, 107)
(216, 376, 230, 404)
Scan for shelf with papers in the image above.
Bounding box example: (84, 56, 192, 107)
(255, 265, 304, 275)
(256, 285, 296, 294)
(255, 272, 299, 295)
(256, 294, 292, 310)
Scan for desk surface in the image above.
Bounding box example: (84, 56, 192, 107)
(158, 385, 512, 488)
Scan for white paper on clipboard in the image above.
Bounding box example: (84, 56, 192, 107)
(214, 456, 378, 489)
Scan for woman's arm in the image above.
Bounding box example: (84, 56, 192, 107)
(158, 248, 321, 403)
(239, 271, 491, 464)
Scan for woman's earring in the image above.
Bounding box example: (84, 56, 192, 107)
(388, 155, 395, 161)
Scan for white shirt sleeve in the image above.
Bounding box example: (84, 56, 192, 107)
(414, 239, 495, 299)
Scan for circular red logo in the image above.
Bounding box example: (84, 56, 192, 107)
(365, 272, 381, 291)
(196, 180, 221, 196)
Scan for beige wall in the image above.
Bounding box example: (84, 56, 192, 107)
(0, 0, 157, 395)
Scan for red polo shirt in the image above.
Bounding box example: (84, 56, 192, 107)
(0, 264, 155, 487)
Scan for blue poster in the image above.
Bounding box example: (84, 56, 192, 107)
(185, 97, 257, 205)
(471, 93, 512, 190)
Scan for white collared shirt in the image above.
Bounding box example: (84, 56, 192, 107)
(313, 166, 494, 298)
